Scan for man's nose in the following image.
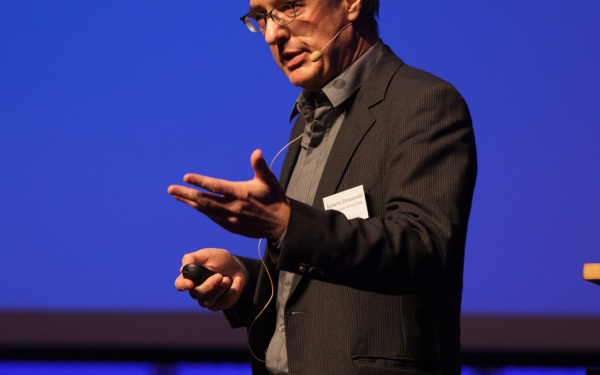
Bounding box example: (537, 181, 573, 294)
(263, 18, 289, 45)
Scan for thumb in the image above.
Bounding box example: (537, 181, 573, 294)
(250, 149, 274, 182)
(181, 250, 210, 268)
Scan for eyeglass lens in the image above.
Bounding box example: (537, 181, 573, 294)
(245, 3, 296, 32)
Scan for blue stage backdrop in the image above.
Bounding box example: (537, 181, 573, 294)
(1, 0, 599, 327)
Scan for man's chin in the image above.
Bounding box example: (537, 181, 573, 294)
(287, 67, 323, 92)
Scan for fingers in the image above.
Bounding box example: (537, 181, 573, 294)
(168, 185, 233, 216)
(168, 174, 237, 207)
(172, 195, 201, 210)
(181, 250, 211, 267)
(168, 183, 225, 203)
(183, 174, 237, 197)
(174, 248, 244, 311)
(204, 275, 244, 312)
(250, 149, 277, 183)
(167, 185, 202, 210)
(188, 274, 242, 312)
(188, 273, 226, 304)
(168, 149, 278, 205)
(175, 272, 228, 304)
(174, 274, 195, 291)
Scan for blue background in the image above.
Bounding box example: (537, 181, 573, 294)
(1, 1, 599, 317)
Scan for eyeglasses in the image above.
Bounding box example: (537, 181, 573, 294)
(240, 1, 300, 33)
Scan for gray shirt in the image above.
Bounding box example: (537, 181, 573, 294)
(265, 41, 385, 375)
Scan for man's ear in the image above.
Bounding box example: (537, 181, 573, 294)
(345, 0, 363, 22)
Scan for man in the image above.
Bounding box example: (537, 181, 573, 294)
(169, 0, 477, 374)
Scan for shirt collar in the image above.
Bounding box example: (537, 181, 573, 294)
(289, 40, 385, 122)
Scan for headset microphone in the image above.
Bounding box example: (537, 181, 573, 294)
(310, 23, 352, 62)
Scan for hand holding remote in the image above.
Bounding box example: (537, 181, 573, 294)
(182, 263, 226, 286)
(175, 248, 245, 312)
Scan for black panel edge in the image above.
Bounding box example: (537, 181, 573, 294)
(0, 346, 251, 364)
(2, 346, 599, 367)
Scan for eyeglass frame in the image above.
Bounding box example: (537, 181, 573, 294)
(240, 0, 301, 33)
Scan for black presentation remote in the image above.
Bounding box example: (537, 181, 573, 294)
(182, 263, 224, 286)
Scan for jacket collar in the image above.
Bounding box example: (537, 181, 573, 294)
(280, 45, 404, 201)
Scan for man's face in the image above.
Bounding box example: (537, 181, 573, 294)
(249, 0, 356, 92)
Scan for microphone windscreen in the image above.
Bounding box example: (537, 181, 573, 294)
(310, 51, 322, 62)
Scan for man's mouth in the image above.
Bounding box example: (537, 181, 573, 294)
(282, 50, 306, 70)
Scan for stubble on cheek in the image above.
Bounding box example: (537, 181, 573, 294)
(270, 46, 290, 77)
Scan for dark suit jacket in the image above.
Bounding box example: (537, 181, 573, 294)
(226, 46, 477, 375)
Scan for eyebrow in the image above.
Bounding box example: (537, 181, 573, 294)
(248, 1, 266, 13)
(249, 0, 285, 14)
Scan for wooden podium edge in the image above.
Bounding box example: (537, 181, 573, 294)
(583, 263, 600, 285)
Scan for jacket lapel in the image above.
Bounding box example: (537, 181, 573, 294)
(285, 46, 404, 299)
(312, 46, 403, 206)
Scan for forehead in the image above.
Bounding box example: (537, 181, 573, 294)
(249, 0, 277, 12)
(249, 0, 300, 13)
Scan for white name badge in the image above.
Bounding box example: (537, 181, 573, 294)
(323, 185, 369, 219)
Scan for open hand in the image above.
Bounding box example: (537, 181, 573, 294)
(168, 149, 289, 240)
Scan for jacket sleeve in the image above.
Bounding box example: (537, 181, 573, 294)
(222, 255, 264, 328)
